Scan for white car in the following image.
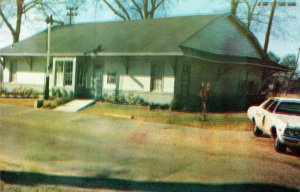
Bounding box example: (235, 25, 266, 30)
(247, 98, 300, 153)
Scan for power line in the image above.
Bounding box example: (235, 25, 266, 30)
(258, 1, 296, 6)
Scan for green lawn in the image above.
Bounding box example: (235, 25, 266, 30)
(80, 103, 251, 131)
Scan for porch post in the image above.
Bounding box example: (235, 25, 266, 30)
(72, 57, 77, 93)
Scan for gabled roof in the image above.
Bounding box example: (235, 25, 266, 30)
(0, 13, 287, 71)
(0, 14, 222, 56)
(180, 15, 264, 59)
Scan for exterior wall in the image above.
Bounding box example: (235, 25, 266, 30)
(78, 56, 175, 104)
(175, 57, 264, 111)
(2, 57, 46, 92)
(2, 56, 79, 94)
(1, 55, 264, 111)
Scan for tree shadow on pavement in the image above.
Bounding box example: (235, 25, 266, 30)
(0, 170, 298, 192)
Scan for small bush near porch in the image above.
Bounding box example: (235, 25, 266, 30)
(80, 103, 251, 131)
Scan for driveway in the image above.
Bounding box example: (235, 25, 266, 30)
(0, 104, 299, 191)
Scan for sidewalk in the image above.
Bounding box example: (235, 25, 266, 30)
(54, 99, 95, 112)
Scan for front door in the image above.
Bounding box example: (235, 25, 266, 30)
(94, 64, 104, 99)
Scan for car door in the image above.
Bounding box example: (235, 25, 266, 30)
(256, 99, 274, 129)
(262, 100, 279, 135)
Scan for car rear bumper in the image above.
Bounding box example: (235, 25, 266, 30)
(281, 136, 300, 148)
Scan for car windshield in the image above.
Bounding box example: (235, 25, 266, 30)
(275, 102, 300, 116)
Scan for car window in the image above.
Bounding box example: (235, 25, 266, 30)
(262, 99, 274, 110)
(275, 102, 300, 115)
(267, 101, 278, 112)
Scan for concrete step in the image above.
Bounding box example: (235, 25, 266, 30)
(54, 99, 95, 112)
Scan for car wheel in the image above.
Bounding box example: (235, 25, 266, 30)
(290, 148, 300, 155)
(253, 121, 263, 136)
(274, 137, 286, 153)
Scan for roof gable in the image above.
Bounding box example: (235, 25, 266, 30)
(0, 14, 222, 56)
(180, 14, 263, 59)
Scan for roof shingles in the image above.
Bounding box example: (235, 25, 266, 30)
(0, 14, 222, 55)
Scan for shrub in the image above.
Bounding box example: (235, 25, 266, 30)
(11, 88, 19, 98)
(49, 89, 73, 107)
(170, 96, 181, 111)
(116, 94, 126, 104)
(31, 90, 40, 98)
(43, 100, 57, 109)
(69, 91, 74, 99)
(51, 88, 57, 98)
(62, 89, 69, 98)
(149, 103, 169, 110)
(101, 93, 149, 107)
(1, 87, 40, 98)
(57, 89, 63, 98)
(24, 88, 33, 98)
(51, 88, 63, 98)
(55, 98, 64, 105)
(127, 93, 144, 105)
(1, 88, 8, 97)
(34, 99, 44, 108)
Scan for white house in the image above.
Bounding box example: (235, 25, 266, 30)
(0, 13, 286, 111)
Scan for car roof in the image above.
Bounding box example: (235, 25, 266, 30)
(270, 97, 300, 103)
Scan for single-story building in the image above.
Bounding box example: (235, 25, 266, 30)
(0, 13, 287, 111)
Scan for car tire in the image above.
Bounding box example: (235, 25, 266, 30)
(253, 121, 263, 136)
(290, 148, 300, 155)
(274, 137, 286, 153)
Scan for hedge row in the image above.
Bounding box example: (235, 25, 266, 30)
(0, 87, 40, 98)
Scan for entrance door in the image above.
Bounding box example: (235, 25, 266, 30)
(94, 64, 104, 99)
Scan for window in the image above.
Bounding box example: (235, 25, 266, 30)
(151, 64, 164, 92)
(64, 61, 73, 86)
(9, 62, 17, 83)
(276, 102, 300, 115)
(55, 61, 64, 86)
(267, 101, 278, 112)
(54, 59, 74, 86)
(107, 73, 116, 84)
(262, 99, 274, 110)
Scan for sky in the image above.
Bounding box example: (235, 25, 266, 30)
(0, 0, 299, 68)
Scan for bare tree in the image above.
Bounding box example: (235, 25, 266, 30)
(0, 0, 51, 43)
(100, 0, 177, 20)
(0, 0, 85, 44)
(230, 0, 296, 53)
(242, 0, 259, 29)
(198, 82, 211, 122)
(230, 0, 267, 30)
(230, 0, 240, 16)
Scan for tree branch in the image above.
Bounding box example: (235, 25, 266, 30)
(102, 0, 127, 20)
(23, 0, 41, 12)
(154, 0, 164, 10)
(115, 0, 131, 20)
(131, 0, 144, 19)
(0, 7, 15, 35)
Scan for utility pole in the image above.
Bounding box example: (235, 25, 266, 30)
(44, 15, 64, 100)
(264, 0, 276, 53)
(66, 7, 78, 25)
(258, 0, 296, 53)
